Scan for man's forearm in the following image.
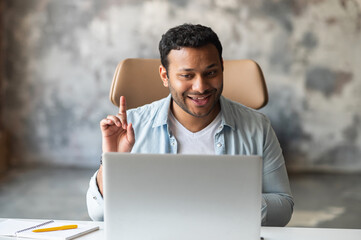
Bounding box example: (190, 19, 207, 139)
(96, 166, 104, 196)
(262, 193, 294, 226)
(86, 171, 105, 221)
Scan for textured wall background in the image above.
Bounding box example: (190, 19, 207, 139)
(1, 0, 361, 171)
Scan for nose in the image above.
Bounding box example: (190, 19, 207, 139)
(192, 75, 209, 94)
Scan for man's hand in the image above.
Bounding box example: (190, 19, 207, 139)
(97, 96, 135, 195)
(100, 96, 135, 153)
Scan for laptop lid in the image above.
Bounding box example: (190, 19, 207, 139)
(103, 153, 262, 240)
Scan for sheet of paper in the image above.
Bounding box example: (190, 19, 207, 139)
(0, 219, 47, 236)
(0, 219, 99, 240)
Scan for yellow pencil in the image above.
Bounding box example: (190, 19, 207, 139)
(32, 225, 78, 232)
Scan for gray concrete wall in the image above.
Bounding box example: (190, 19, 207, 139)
(1, 0, 361, 171)
(0, 0, 9, 174)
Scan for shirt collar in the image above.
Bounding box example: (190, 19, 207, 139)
(219, 95, 236, 130)
(152, 94, 172, 128)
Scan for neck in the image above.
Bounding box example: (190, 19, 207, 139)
(171, 101, 221, 133)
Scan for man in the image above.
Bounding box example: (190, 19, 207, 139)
(87, 24, 294, 226)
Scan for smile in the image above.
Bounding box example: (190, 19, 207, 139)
(189, 96, 208, 100)
(187, 94, 212, 106)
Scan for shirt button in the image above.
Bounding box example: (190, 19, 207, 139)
(217, 143, 222, 148)
(218, 125, 222, 130)
(93, 196, 97, 200)
(171, 141, 175, 146)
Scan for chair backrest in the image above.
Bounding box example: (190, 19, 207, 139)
(109, 58, 268, 110)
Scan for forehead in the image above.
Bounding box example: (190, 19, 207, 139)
(167, 44, 221, 70)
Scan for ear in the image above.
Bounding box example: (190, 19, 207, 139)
(159, 65, 169, 87)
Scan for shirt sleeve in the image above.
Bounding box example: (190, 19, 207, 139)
(86, 170, 104, 221)
(261, 118, 294, 226)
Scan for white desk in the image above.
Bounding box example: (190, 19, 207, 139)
(1, 219, 360, 240)
(261, 226, 361, 239)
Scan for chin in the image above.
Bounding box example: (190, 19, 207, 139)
(189, 109, 213, 118)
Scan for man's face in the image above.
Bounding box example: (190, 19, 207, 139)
(160, 44, 223, 119)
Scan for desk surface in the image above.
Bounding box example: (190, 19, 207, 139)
(1, 219, 360, 240)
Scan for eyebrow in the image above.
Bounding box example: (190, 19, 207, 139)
(180, 63, 218, 72)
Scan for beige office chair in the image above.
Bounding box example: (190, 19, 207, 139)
(109, 59, 268, 110)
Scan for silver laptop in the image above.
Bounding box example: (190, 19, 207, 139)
(103, 153, 262, 240)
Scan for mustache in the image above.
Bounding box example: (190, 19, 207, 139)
(185, 89, 217, 96)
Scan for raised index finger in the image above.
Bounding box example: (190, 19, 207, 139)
(119, 96, 127, 122)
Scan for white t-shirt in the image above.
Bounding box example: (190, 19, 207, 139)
(168, 111, 222, 154)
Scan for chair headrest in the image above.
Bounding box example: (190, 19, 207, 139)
(110, 58, 268, 110)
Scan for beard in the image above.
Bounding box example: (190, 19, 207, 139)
(168, 80, 223, 118)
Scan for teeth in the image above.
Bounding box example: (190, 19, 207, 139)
(191, 96, 207, 100)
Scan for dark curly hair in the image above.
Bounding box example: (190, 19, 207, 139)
(159, 23, 223, 72)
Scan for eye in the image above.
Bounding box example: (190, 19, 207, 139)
(206, 70, 217, 77)
(180, 74, 192, 79)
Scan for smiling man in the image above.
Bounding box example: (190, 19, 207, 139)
(161, 44, 223, 132)
(86, 24, 294, 226)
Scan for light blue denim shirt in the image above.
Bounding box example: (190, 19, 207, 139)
(87, 95, 294, 226)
